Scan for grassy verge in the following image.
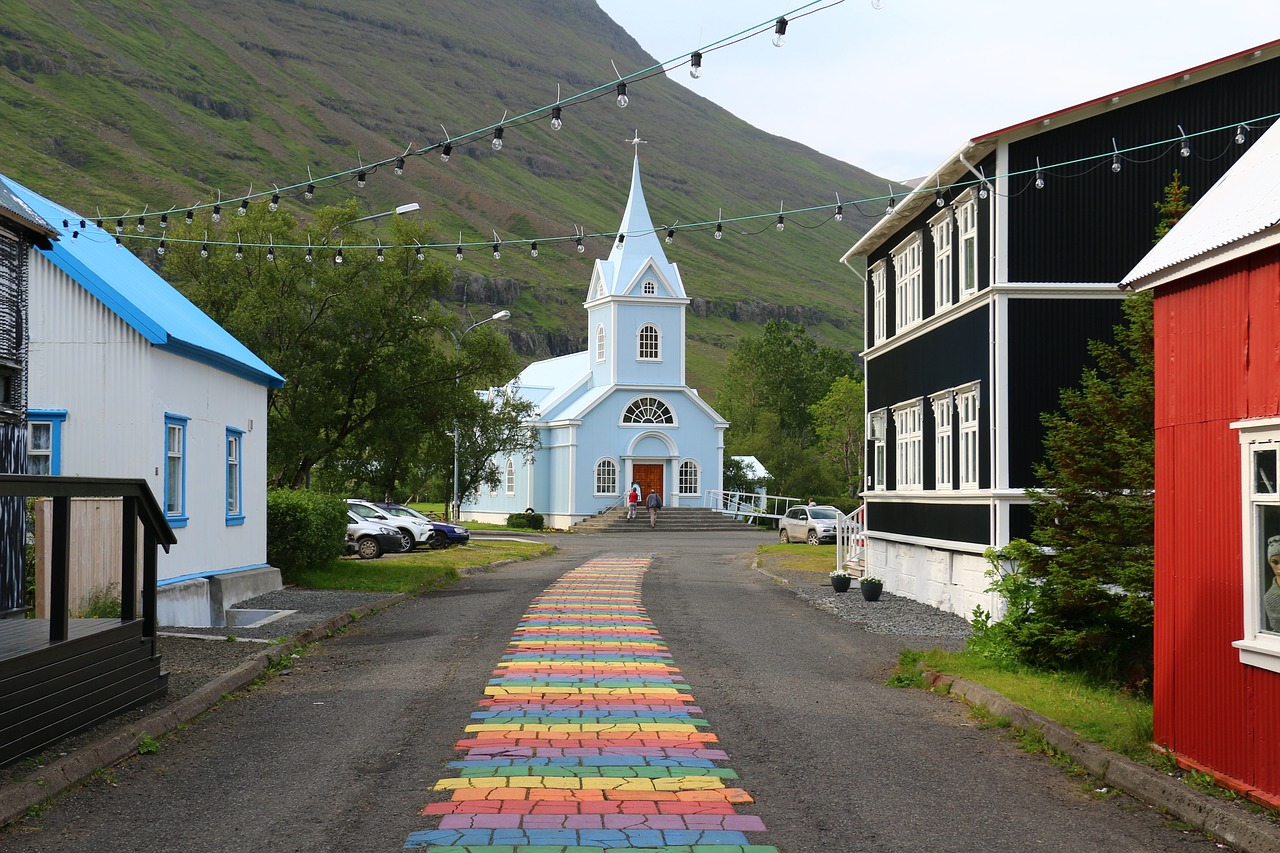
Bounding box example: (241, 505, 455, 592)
(289, 540, 554, 593)
(755, 543, 837, 574)
(406, 502, 547, 532)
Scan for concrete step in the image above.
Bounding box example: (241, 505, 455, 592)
(573, 507, 771, 534)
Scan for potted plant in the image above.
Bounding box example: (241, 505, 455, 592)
(860, 576, 884, 602)
(829, 566, 854, 593)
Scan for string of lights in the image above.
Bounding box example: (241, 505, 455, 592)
(77, 110, 1275, 261)
(92, 0, 848, 228)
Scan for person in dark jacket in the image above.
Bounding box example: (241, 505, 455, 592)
(645, 489, 662, 528)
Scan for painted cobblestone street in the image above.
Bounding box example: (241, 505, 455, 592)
(405, 554, 777, 852)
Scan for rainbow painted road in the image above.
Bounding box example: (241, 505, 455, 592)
(405, 555, 778, 852)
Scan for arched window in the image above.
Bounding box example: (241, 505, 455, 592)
(679, 460, 700, 495)
(638, 323, 660, 360)
(505, 458, 516, 495)
(643, 279, 657, 295)
(595, 458, 618, 495)
(623, 396, 674, 425)
(596, 325, 606, 362)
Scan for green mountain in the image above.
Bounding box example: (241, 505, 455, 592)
(0, 0, 888, 397)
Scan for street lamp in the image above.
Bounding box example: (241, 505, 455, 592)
(451, 309, 511, 521)
(329, 202, 420, 237)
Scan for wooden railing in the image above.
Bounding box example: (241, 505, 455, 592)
(0, 475, 175, 644)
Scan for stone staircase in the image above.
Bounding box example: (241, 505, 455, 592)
(572, 506, 772, 534)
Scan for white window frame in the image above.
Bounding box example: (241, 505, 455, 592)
(892, 233, 923, 332)
(622, 396, 675, 425)
(957, 190, 979, 299)
(1232, 419, 1280, 673)
(226, 427, 245, 525)
(930, 208, 953, 312)
(892, 399, 924, 491)
(958, 384, 982, 489)
(595, 458, 619, 496)
(869, 409, 887, 490)
(164, 413, 189, 527)
(27, 409, 67, 476)
(870, 261, 887, 346)
(596, 325, 606, 362)
(678, 459, 700, 495)
(638, 323, 660, 361)
(505, 458, 516, 495)
(931, 391, 953, 489)
(642, 279, 657, 295)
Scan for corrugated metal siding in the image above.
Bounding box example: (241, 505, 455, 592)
(1154, 252, 1280, 795)
(1008, 56, 1280, 284)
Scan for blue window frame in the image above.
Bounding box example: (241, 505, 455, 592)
(27, 409, 68, 475)
(164, 413, 189, 528)
(226, 427, 245, 526)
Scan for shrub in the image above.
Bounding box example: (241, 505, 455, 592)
(267, 489, 348, 579)
(75, 583, 122, 618)
(525, 512, 544, 530)
(505, 512, 545, 530)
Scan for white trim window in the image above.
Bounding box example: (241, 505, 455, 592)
(27, 409, 67, 476)
(638, 323, 660, 361)
(226, 428, 245, 524)
(1233, 421, 1280, 673)
(870, 261, 887, 346)
(892, 234, 923, 332)
(930, 209, 953, 312)
(164, 413, 189, 526)
(869, 409, 887, 490)
(678, 460, 700, 495)
(622, 396, 674, 425)
(642, 279, 657, 295)
(505, 458, 516, 495)
(957, 190, 979, 298)
(931, 391, 953, 489)
(892, 400, 924, 490)
(596, 325, 606, 362)
(958, 384, 981, 489)
(595, 458, 619, 495)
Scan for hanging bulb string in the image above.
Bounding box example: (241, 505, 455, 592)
(96, 110, 1279, 257)
(95, 1, 843, 223)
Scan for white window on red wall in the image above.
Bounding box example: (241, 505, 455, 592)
(1233, 419, 1280, 673)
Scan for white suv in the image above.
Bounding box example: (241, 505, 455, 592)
(346, 499, 435, 552)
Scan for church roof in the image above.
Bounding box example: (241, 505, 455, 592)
(592, 154, 685, 299)
(511, 351, 590, 415)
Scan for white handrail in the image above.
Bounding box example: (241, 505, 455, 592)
(836, 504, 867, 575)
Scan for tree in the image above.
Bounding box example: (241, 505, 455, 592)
(1154, 169, 1192, 241)
(809, 375, 866, 500)
(453, 382, 541, 504)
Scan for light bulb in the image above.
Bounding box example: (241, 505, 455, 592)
(550, 106, 562, 131)
(238, 199, 248, 216)
(530, 242, 539, 257)
(835, 205, 844, 222)
(269, 193, 279, 211)
(335, 248, 344, 264)
(136, 217, 145, 232)
(266, 248, 274, 262)
(304, 184, 315, 199)
(491, 127, 504, 151)
(886, 199, 895, 216)
(416, 246, 426, 261)
(979, 184, 989, 200)
(394, 157, 405, 176)
(115, 236, 122, 247)
(160, 213, 168, 229)
(356, 170, 367, 187)
(1112, 155, 1121, 173)
(714, 223, 723, 240)
(616, 234, 625, 246)
(304, 249, 313, 263)
(1180, 142, 1191, 158)
(776, 215, 785, 232)
(456, 246, 464, 261)
(235, 243, 243, 261)
(575, 236, 584, 253)
(935, 191, 945, 208)
(376, 248, 384, 262)
(1035, 171, 1045, 190)
(689, 51, 702, 79)
(116, 218, 123, 234)
(200, 244, 209, 258)
(493, 244, 501, 260)
(184, 210, 193, 225)
(616, 82, 629, 108)
(440, 143, 452, 162)
(1235, 125, 1247, 145)
(156, 239, 165, 256)
(665, 228, 675, 244)
(772, 17, 787, 47)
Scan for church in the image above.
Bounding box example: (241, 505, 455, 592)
(462, 150, 728, 528)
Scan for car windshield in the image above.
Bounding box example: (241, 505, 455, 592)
(809, 508, 840, 520)
(382, 505, 427, 520)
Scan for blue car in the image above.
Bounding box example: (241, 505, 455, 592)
(375, 503, 470, 548)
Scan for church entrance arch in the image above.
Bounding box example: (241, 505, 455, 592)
(633, 464, 663, 500)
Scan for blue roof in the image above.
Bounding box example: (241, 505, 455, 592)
(3, 175, 284, 388)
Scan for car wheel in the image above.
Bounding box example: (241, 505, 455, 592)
(395, 528, 414, 553)
(429, 533, 448, 549)
(807, 529, 820, 545)
(357, 536, 382, 559)
(780, 527, 790, 543)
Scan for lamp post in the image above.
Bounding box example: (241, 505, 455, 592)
(451, 309, 511, 521)
(328, 202, 420, 238)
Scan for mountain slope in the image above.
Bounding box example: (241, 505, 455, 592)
(0, 0, 888, 395)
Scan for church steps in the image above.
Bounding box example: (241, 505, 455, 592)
(572, 507, 768, 534)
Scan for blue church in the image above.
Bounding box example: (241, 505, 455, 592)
(462, 152, 728, 528)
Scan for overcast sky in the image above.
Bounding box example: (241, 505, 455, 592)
(595, 0, 1280, 182)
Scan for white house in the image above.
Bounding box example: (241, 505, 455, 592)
(464, 153, 728, 528)
(4, 175, 286, 627)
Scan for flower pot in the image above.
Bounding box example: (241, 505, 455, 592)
(831, 575, 852, 593)
(860, 580, 883, 602)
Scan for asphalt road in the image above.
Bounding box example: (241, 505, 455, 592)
(3, 531, 1222, 852)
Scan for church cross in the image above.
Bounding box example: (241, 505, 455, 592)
(629, 131, 646, 154)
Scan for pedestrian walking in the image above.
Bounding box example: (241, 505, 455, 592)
(645, 489, 662, 528)
(626, 486, 639, 521)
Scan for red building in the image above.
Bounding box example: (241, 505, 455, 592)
(1123, 121, 1280, 806)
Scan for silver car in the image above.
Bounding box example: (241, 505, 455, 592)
(779, 504, 840, 544)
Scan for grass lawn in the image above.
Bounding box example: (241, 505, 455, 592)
(755, 542, 838, 574)
(289, 540, 554, 594)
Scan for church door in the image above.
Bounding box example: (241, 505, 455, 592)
(633, 464, 664, 500)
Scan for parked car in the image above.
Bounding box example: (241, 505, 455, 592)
(779, 504, 841, 545)
(347, 499, 435, 552)
(346, 511, 402, 559)
(374, 502, 470, 548)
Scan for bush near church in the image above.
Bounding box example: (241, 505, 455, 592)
(267, 488, 348, 578)
(506, 512, 545, 530)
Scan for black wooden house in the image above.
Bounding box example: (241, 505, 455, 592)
(841, 40, 1280, 618)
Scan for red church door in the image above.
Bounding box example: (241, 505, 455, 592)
(633, 464, 664, 501)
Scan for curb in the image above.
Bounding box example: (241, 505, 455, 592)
(926, 671, 1280, 853)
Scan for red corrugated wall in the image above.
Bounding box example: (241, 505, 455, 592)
(1154, 246, 1280, 798)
